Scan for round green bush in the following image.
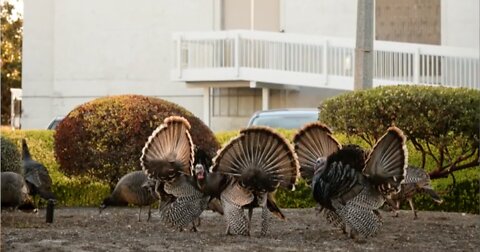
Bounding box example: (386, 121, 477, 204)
(320, 85, 480, 178)
(54, 95, 220, 188)
(320, 85, 480, 144)
(1, 135, 22, 174)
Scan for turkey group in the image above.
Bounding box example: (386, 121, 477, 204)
(114, 116, 426, 239)
(139, 116, 299, 236)
(3, 115, 443, 242)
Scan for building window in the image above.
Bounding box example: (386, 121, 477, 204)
(212, 87, 261, 117)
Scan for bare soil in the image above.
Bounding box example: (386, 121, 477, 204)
(1, 207, 479, 251)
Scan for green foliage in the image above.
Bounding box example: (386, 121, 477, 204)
(1, 2, 23, 125)
(275, 179, 316, 208)
(54, 95, 220, 188)
(320, 85, 480, 178)
(1, 129, 110, 207)
(53, 179, 110, 207)
(215, 130, 240, 146)
(1, 134, 21, 174)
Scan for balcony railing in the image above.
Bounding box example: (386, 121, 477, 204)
(172, 30, 479, 90)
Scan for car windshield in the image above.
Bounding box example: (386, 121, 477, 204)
(47, 117, 64, 130)
(250, 113, 318, 129)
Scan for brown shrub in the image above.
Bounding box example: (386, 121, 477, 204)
(54, 95, 220, 187)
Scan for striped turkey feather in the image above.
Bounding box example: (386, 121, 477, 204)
(293, 122, 341, 184)
(211, 126, 299, 191)
(363, 126, 408, 195)
(140, 116, 195, 179)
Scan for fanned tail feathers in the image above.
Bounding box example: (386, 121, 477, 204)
(293, 122, 341, 185)
(211, 126, 299, 192)
(363, 126, 408, 194)
(140, 116, 195, 179)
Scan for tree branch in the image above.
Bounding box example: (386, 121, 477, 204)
(410, 138, 426, 168)
(429, 158, 480, 179)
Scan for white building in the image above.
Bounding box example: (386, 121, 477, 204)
(22, 0, 479, 131)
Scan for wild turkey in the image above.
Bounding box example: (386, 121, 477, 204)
(99, 171, 158, 221)
(140, 116, 209, 231)
(385, 166, 443, 219)
(22, 139, 56, 205)
(146, 146, 221, 216)
(211, 126, 299, 236)
(192, 146, 226, 216)
(293, 122, 407, 238)
(1, 171, 36, 211)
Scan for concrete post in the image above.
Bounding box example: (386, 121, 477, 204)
(354, 0, 374, 90)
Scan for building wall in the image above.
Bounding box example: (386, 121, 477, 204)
(284, 0, 479, 49)
(22, 0, 479, 130)
(375, 0, 441, 44)
(22, 0, 216, 129)
(441, 0, 479, 48)
(284, 0, 357, 38)
(22, 0, 55, 128)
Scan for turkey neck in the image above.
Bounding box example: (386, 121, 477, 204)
(22, 139, 32, 160)
(197, 172, 227, 198)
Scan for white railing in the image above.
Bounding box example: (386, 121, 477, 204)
(172, 30, 480, 90)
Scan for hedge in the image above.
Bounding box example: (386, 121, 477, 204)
(1, 135, 22, 174)
(320, 85, 480, 179)
(54, 95, 220, 189)
(1, 128, 478, 213)
(1, 129, 110, 207)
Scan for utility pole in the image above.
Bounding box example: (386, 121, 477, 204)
(354, 0, 374, 90)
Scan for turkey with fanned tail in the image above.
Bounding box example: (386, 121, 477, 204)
(211, 126, 300, 236)
(140, 116, 208, 231)
(293, 122, 407, 239)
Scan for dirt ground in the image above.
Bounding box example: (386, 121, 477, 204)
(1, 207, 478, 252)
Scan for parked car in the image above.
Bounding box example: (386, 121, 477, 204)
(47, 116, 65, 130)
(247, 108, 319, 129)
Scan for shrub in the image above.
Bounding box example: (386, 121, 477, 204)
(215, 130, 240, 147)
(275, 180, 316, 208)
(1, 134, 22, 174)
(320, 85, 480, 179)
(54, 95, 220, 188)
(1, 129, 111, 207)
